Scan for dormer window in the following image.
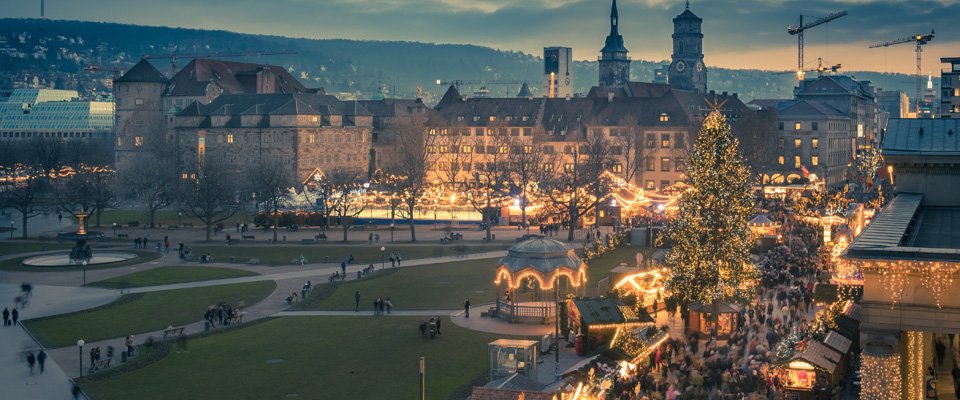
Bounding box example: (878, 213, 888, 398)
(473, 115, 480, 122)
(659, 113, 670, 122)
(457, 115, 464, 121)
(506, 116, 513, 121)
(489, 116, 496, 122)
(522, 116, 529, 122)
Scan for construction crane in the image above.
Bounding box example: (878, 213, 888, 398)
(773, 58, 841, 78)
(869, 30, 935, 113)
(787, 10, 848, 80)
(83, 65, 124, 78)
(140, 50, 299, 76)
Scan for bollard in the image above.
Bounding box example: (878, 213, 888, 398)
(357, 271, 362, 280)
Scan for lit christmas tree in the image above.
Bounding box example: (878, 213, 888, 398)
(662, 108, 758, 321)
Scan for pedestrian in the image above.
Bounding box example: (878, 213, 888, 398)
(72, 382, 82, 400)
(464, 298, 471, 318)
(37, 349, 46, 373)
(26, 351, 35, 374)
(126, 335, 134, 356)
(373, 298, 380, 315)
(164, 236, 170, 254)
(435, 316, 441, 336)
(354, 290, 361, 312)
(341, 261, 347, 276)
(58, 212, 63, 223)
(935, 338, 946, 367)
(385, 297, 393, 314)
(225, 234, 231, 245)
(2, 307, 8, 326)
(390, 254, 396, 268)
(11, 308, 18, 325)
(368, 233, 373, 244)
(395, 253, 401, 267)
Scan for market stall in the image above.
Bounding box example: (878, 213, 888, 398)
(686, 302, 740, 339)
(778, 341, 842, 400)
(566, 297, 652, 355)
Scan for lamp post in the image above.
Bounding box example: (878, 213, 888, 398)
(380, 246, 386, 269)
(8, 220, 13, 239)
(112, 222, 117, 239)
(390, 223, 395, 243)
(82, 260, 87, 285)
(178, 212, 183, 228)
(419, 356, 426, 400)
(77, 339, 85, 377)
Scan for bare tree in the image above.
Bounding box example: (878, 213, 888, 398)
(316, 168, 368, 242)
(380, 114, 436, 242)
(176, 162, 243, 242)
(541, 133, 615, 241)
(506, 136, 553, 232)
(53, 167, 117, 228)
(123, 153, 177, 228)
(247, 161, 295, 243)
(0, 170, 49, 239)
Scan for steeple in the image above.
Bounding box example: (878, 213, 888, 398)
(598, 0, 631, 87)
(610, 0, 619, 33)
(602, 0, 627, 54)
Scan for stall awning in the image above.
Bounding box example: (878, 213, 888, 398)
(793, 341, 842, 374)
(823, 331, 852, 354)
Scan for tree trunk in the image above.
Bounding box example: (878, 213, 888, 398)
(148, 208, 157, 228)
(272, 207, 279, 243)
(205, 225, 212, 242)
(521, 205, 528, 234)
(21, 214, 28, 239)
(342, 221, 349, 242)
(408, 216, 416, 242)
(95, 208, 102, 227)
(711, 299, 720, 339)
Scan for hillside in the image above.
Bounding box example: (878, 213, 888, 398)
(0, 18, 927, 103)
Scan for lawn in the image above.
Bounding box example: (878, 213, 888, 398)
(583, 246, 646, 285)
(298, 257, 500, 311)
(0, 250, 162, 272)
(0, 241, 72, 255)
(23, 281, 276, 348)
(80, 316, 523, 400)
(187, 243, 510, 266)
(87, 266, 258, 289)
(88, 209, 208, 227)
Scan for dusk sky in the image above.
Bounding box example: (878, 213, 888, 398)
(3, 0, 958, 75)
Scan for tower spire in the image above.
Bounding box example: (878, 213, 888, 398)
(610, 0, 619, 34)
(686, 0, 690, 10)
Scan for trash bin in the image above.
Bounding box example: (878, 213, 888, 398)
(357, 271, 362, 279)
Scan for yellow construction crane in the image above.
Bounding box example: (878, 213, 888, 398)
(787, 10, 848, 80)
(869, 31, 935, 113)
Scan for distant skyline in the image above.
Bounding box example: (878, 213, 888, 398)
(2, 0, 958, 75)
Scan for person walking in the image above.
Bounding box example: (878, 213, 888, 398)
(26, 352, 35, 374)
(385, 297, 393, 314)
(37, 349, 46, 373)
(464, 298, 471, 318)
(11, 308, 18, 326)
(58, 212, 63, 223)
(2, 307, 8, 326)
(354, 290, 361, 312)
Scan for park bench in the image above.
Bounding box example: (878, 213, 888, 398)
(314, 233, 328, 241)
(117, 233, 129, 239)
(247, 258, 260, 265)
(242, 235, 255, 240)
(92, 358, 112, 372)
(162, 326, 186, 340)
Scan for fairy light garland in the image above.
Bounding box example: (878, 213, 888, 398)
(849, 258, 960, 308)
(861, 351, 901, 400)
(905, 331, 924, 400)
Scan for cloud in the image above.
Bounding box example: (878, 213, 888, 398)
(1, 0, 956, 74)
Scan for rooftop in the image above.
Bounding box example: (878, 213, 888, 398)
(846, 193, 960, 261)
(883, 119, 960, 156)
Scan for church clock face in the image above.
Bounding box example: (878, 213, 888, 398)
(675, 61, 686, 72)
(564, 77, 570, 85)
(696, 61, 703, 72)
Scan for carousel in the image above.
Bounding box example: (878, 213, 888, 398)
(493, 237, 587, 324)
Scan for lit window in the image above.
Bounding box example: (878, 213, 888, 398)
(312, 116, 319, 123)
(427, 146, 435, 153)
(564, 163, 575, 173)
(428, 129, 436, 135)
(954, 88, 959, 97)
(645, 180, 655, 190)
(473, 115, 480, 121)
(811, 155, 819, 166)
(661, 157, 671, 171)
(675, 157, 684, 172)
(116, 137, 122, 146)
(857, 124, 864, 138)
(134, 136, 143, 147)
(226, 134, 234, 144)
(661, 133, 671, 148)
(542, 163, 553, 171)
(439, 146, 448, 153)
(612, 164, 623, 173)
(489, 116, 496, 122)
(778, 156, 785, 165)
(461, 145, 472, 154)
(794, 138, 801, 149)
(659, 113, 670, 122)
(794, 122, 801, 131)
(811, 138, 819, 149)
(457, 115, 464, 121)
(523, 145, 533, 154)
(794, 156, 801, 168)
(135, 98, 143, 106)
(499, 146, 509, 154)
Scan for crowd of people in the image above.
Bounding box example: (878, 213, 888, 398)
(203, 302, 243, 328)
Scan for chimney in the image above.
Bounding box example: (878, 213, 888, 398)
(733, 93, 738, 98)
(722, 91, 728, 96)
(607, 92, 615, 103)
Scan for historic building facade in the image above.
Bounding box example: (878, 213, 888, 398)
(598, 0, 630, 88)
(668, 4, 707, 93)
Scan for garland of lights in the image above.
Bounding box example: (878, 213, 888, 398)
(861, 351, 901, 400)
(905, 331, 924, 400)
(849, 259, 960, 308)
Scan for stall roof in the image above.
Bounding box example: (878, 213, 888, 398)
(488, 339, 539, 348)
(823, 331, 852, 354)
(795, 341, 842, 373)
(571, 297, 651, 326)
(689, 303, 741, 313)
(840, 300, 861, 322)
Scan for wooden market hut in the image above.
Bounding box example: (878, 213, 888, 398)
(494, 237, 587, 324)
(566, 297, 652, 354)
(822, 330, 853, 376)
(686, 302, 741, 339)
(779, 341, 843, 400)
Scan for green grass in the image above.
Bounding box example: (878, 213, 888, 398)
(0, 250, 162, 272)
(80, 316, 524, 400)
(187, 243, 509, 266)
(23, 281, 276, 348)
(583, 246, 647, 284)
(0, 241, 73, 255)
(298, 258, 499, 310)
(87, 266, 258, 289)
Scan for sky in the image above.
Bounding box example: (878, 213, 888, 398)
(3, 0, 958, 75)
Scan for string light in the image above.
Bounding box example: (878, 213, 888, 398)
(905, 331, 924, 400)
(861, 351, 901, 400)
(844, 258, 960, 308)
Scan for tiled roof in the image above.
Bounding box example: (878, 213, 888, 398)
(883, 119, 960, 156)
(572, 297, 651, 325)
(176, 93, 371, 118)
(797, 341, 841, 372)
(776, 100, 846, 118)
(823, 331, 852, 354)
(165, 58, 306, 97)
(675, 8, 702, 21)
(115, 59, 168, 84)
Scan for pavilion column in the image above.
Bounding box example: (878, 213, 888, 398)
(860, 330, 902, 400)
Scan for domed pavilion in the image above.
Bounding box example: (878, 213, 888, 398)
(493, 237, 587, 324)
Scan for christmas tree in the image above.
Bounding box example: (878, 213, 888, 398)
(662, 108, 758, 319)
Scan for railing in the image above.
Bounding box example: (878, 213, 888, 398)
(496, 300, 553, 324)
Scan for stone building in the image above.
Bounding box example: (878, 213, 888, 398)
(793, 75, 880, 151)
(173, 93, 372, 183)
(598, 0, 630, 88)
(359, 98, 431, 174)
(668, 4, 707, 93)
(113, 59, 168, 172)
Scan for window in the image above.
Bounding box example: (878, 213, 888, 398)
(473, 115, 480, 122)
(646, 133, 656, 148)
(457, 115, 464, 121)
(794, 156, 801, 168)
(506, 116, 513, 121)
(794, 122, 801, 131)
(794, 138, 801, 149)
(645, 157, 655, 171)
(522, 128, 532, 136)
(857, 124, 864, 138)
(542, 163, 554, 171)
(661, 133, 671, 148)
(778, 138, 785, 149)
(427, 145, 435, 153)
(542, 145, 555, 154)
(489, 116, 496, 122)
(675, 157, 685, 172)
(499, 146, 509, 154)
(659, 113, 670, 122)
(778, 155, 785, 165)
(812, 122, 818, 131)
(564, 163, 575, 173)
(811, 155, 819, 166)
(564, 145, 574, 155)
(661, 157, 671, 171)
(461, 145, 472, 154)
(428, 129, 437, 136)
(612, 164, 623, 173)
(226, 134, 234, 144)
(675, 132, 685, 149)
(135, 98, 143, 106)
(523, 145, 533, 154)
(116, 137, 122, 146)
(510, 128, 520, 136)
(522, 115, 529, 122)
(134, 136, 143, 147)
(438, 146, 448, 153)
(778, 122, 784, 131)
(811, 138, 819, 149)
(645, 180, 655, 190)
(661, 180, 671, 188)
(610, 146, 623, 155)
(440, 129, 448, 135)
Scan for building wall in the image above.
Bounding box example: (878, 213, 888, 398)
(861, 268, 960, 335)
(885, 156, 960, 207)
(796, 91, 878, 150)
(942, 61, 960, 118)
(544, 47, 574, 98)
(766, 116, 852, 189)
(114, 80, 166, 176)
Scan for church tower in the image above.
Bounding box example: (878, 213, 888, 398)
(598, 0, 630, 87)
(668, 2, 707, 93)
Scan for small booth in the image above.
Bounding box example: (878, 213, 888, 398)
(494, 237, 587, 324)
(779, 341, 842, 400)
(566, 297, 652, 354)
(488, 339, 539, 381)
(686, 302, 740, 339)
(821, 330, 853, 377)
(749, 213, 782, 251)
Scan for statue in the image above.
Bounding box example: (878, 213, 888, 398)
(69, 239, 93, 265)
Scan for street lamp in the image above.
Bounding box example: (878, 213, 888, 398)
(77, 339, 85, 377)
(8, 221, 13, 239)
(82, 260, 88, 285)
(112, 222, 117, 239)
(178, 212, 183, 228)
(390, 223, 395, 242)
(380, 246, 386, 269)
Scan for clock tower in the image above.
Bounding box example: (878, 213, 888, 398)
(598, 0, 631, 87)
(668, 2, 707, 93)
